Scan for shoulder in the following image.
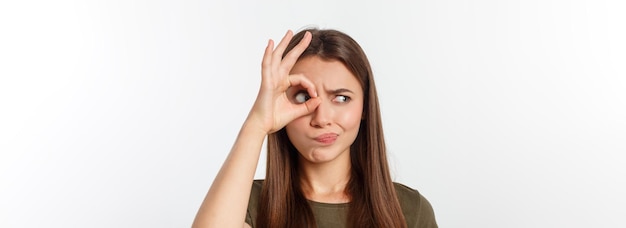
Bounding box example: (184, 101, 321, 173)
(248, 179, 264, 207)
(252, 179, 263, 193)
(246, 180, 264, 227)
(393, 182, 438, 228)
(393, 182, 421, 206)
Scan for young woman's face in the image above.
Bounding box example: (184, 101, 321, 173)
(286, 56, 364, 164)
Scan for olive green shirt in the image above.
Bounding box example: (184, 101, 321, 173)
(245, 180, 438, 228)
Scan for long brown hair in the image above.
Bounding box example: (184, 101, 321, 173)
(257, 28, 407, 228)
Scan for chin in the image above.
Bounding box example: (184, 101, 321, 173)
(300, 148, 347, 164)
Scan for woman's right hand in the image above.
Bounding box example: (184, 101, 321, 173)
(247, 30, 321, 134)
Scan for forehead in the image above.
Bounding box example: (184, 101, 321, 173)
(290, 56, 362, 92)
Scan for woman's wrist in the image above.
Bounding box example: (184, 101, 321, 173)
(240, 117, 270, 139)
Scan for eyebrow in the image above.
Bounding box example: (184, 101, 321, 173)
(327, 88, 354, 94)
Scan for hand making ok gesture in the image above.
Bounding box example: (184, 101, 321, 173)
(248, 30, 321, 134)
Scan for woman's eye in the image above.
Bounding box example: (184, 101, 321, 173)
(294, 91, 311, 104)
(333, 95, 350, 103)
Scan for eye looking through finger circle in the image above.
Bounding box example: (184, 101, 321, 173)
(294, 90, 311, 104)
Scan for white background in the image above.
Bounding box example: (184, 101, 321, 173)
(1, 0, 625, 227)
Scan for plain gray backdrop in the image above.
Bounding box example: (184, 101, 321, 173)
(1, 0, 625, 227)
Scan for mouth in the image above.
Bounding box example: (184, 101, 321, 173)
(314, 133, 338, 144)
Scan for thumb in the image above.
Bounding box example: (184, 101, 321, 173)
(292, 97, 321, 118)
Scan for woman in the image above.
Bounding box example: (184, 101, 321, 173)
(193, 28, 437, 228)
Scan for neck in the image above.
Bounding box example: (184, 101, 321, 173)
(298, 155, 352, 204)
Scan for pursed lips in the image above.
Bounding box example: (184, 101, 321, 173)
(313, 133, 338, 144)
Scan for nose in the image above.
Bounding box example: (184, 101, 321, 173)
(310, 100, 332, 128)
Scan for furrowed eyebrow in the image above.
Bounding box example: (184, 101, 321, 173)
(327, 88, 354, 94)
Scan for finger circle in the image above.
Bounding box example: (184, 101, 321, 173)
(288, 74, 317, 98)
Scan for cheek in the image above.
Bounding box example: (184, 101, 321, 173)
(286, 116, 309, 135)
(337, 104, 363, 129)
